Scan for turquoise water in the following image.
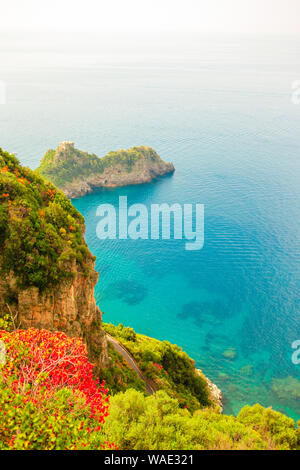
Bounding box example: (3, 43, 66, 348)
(1, 33, 300, 419)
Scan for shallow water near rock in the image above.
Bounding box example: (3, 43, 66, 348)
(1, 33, 300, 420)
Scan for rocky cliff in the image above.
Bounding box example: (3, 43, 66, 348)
(0, 259, 109, 370)
(37, 142, 175, 198)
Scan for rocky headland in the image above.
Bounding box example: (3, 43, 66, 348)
(37, 142, 175, 198)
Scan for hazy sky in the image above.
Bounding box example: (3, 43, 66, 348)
(1, 0, 300, 35)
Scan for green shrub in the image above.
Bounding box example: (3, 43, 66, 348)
(100, 343, 146, 395)
(237, 404, 300, 450)
(102, 389, 277, 450)
(103, 323, 211, 411)
(0, 385, 111, 450)
(0, 148, 92, 291)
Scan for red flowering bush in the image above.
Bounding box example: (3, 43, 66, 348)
(0, 328, 117, 450)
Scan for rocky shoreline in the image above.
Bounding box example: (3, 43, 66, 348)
(63, 159, 175, 198)
(196, 369, 223, 411)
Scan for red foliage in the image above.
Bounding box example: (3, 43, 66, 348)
(0, 328, 109, 424)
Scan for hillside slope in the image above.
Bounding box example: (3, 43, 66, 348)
(37, 142, 175, 198)
(103, 323, 222, 412)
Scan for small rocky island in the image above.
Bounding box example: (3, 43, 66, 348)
(37, 142, 175, 198)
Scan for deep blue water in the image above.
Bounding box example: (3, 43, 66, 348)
(1, 33, 300, 419)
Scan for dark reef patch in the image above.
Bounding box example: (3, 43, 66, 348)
(205, 332, 231, 349)
(97, 264, 111, 277)
(178, 300, 231, 327)
(104, 279, 148, 306)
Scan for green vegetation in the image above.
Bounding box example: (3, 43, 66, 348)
(100, 343, 147, 395)
(0, 148, 93, 291)
(102, 389, 300, 450)
(237, 404, 299, 450)
(37, 143, 163, 188)
(0, 385, 111, 450)
(103, 323, 211, 411)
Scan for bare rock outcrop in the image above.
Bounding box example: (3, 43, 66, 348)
(196, 369, 223, 412)
(0, 259, 109, 370)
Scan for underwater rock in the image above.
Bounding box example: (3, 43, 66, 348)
(271, 376, 300, 402)
(178, 301, 226, 327)
(105, 279, 148, 306)
(239, 365, 253, 377)
(222, 348, 237, 360)
(218, 372, 230, 381)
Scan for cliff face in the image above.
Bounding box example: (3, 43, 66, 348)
(37, 142, 175, 199)
(0, 147, 108, 370)
(0, 260, 109, 369)
(196, 370, 223, 411)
